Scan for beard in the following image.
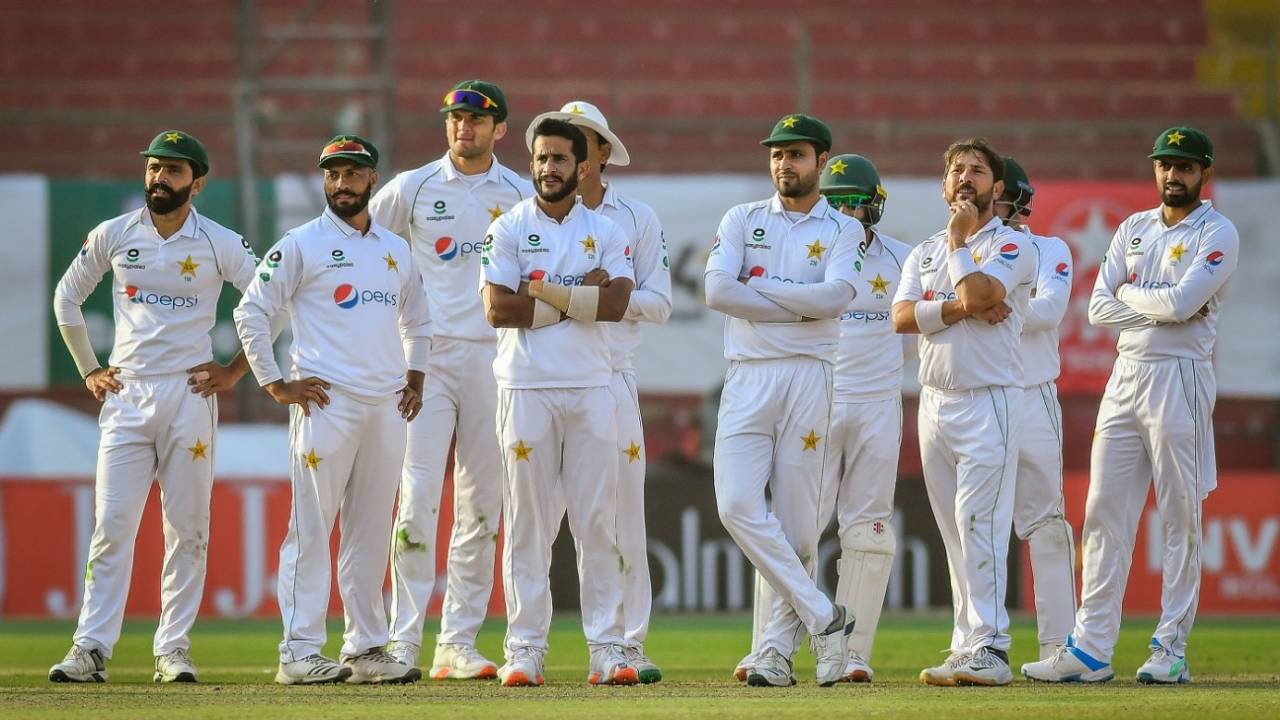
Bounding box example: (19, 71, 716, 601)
(144, 181, 193, 215)
(536, 170, 579, 203)
(775, 171, 818, 198)
(947, 183, 994, 213)
(1161, 179, 1202, 208)
(325, 185, 373, 218)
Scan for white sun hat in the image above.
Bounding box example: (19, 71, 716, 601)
(525, 100, 631, 167)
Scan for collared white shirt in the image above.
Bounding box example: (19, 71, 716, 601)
(835, 228, 911, 402)
(370, 153, 533, 342)
(1089, 200, 1238, 362)
(1019, 229, 1073, 387)
(53, 206, 258, 375)
(234, 207, 433, 400)
(481, 198, 634, 389)
(894, 215, 1036, 390)
(705, 194, 862, 362)
(587, 183, 672, 373)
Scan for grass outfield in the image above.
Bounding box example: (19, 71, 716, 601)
(0, 615, 1276, 719)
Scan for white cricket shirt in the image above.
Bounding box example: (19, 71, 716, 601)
(53, 207, 258, 375)
(481, 198, 634, 389)
(835, 229, 912, 402)
(370, 153, 533, 342)
(1088, 200, 1238, 362)
(1019, 230, 1073, 388)
(234, 207, 433, 400)
(894, 216, 1036, 391)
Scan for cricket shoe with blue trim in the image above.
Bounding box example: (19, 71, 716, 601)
(1021, 636, 1114, 683)
(1136, 638, 1191, 684)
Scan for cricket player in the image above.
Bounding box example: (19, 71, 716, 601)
(369, 79, 532, 679)
(994, 157, 1077, 662)
(734, 153, 909, 684)
(891, 138, 1035, 687)
(1023, 127, 1237, 685)
(235, 135, 433, 685)
(704, 115, 860, 688)
(49, 131, 259, 684)
(481, 118, 636, 687)
(524, 100, 673, 683)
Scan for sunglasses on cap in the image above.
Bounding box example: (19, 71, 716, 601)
(824, 192, 877, 210)
(443, 89, 499, 111)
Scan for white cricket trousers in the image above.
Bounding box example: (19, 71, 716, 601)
(1073, 356, 1216, 662)
(918, 384, 1022, 653)
(73, 371, 216, 658)
(498, 386, 626, 656)
(277, 389, 406, 662)
(1014, 381, 1076, 652)
(389, 338, 501, 649)
(715, 357, 837, 652)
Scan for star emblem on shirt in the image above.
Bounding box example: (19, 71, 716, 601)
(805, 239, 826, 260)
(781, 116, 799, 129)
(801, 429, 821, 451)
(624, 441, 641, 463)
(489, 204, 504, 221)
(383, 252, 399, 271)
(1168, 241, 1186, 263)
(581, 235, 597, 254)
(512, 440, 532, 461)
(869, 273, 890, 295)
(177, 254, 199, 279)
(164, 132, 183, 144)
(1166, 130, 1186, 146)
(972, 251, 982, 264)
(828, 158, 848, 176)
(303, 448, 322, 471)
(187, 438, 208, 461)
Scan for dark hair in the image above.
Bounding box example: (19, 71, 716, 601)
(532, 119, 588, 166)
(189, 160, 207, 180)
(942, 138, 1004, 183)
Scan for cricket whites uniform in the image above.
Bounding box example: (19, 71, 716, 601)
(52, 207, 258, 659)
(370, 154, 532, 654)
(234, 207, 432, 663)
(480, 199, 634, 657)
(705, 195, 861, 657)
(1013, 230, 1077, 658)
(1072, 200, 1238, 663)
(894, 216, 1035, 655)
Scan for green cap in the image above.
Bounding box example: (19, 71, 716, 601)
(318, 134, 379, 169)
(1149, 126, 1213, 168)
(760, 114, 832, 154)
(440, 79, 508, 123)
(139, 130, 209, 177)
(820, 153, 886, 225)
(1000, 156, 1034, 203)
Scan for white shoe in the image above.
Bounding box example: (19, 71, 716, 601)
(342, 646, 422, 684)
(623, 645, 662, 684)
(733, 651, 757, 682)
(430, 643, 498, 680)
(386, 641, 420, 668)
(842, 651, 874, 683)
(1136, 639, 1190, 684)
(153, 648, 198, 683)
(811, 604, 854, 687)
(49, 645, 108, 683)
(919, 650, 970, 686)
(588, 644, 638, 686)
(952, 646, 1014, 686)
(1021, 638, 1114, 683)
(746, 647, 796, 687)
(499, 646, 545, 687)
(275, 654, 352, 685)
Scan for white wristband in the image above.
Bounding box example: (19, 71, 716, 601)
(566, 285, 601, 321)
(531, 299, 561, 328)
(914, 300, 948, 335)
(947, 246, 981, 286)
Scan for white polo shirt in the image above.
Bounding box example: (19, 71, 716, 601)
(588, 183, 672, 373)
(480, 198, 633, 389)
(1090, 200, 1238, 362)
(705, 195, 862, 362)
(835, 229, 912, 402)
(894, 216, 1036, 391)
(370, 153, 533, 342)
(53, 207, 258, 375)
(234, 207, 433, 400)
(1019, 230, 1073, 388)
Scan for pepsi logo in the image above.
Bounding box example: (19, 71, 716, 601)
(334, 283, 359, 309)
(923, 289, 934, 300)
(122, 285, 197, 309)
(529, 269, 547, 281)
(435, 236, 458, 261)
(999, 243, 1020, 261)
(1206, 250, 1225, 267)
(125, 285, 138, 300)
(1129, 272, 1138, 283)
(1055, 262, 1069, 277)
(624, 244, 632, 257)
(748, 266, 766, 278)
